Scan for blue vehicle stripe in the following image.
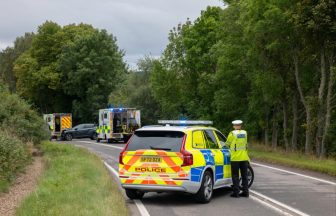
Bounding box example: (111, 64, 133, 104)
(215, 165, 223, 180)
(191, 166, 205, 182)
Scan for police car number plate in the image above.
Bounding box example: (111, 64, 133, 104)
(140, 156, 162, 163)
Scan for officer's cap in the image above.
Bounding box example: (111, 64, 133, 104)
(232, 120, 243, 125)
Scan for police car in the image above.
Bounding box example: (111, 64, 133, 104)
(118, 120, 254, 203)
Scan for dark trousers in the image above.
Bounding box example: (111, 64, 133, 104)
(231, 161, 249, 195)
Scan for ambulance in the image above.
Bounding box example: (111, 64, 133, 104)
(96, 108, 141, 143)
(43, 113, 72, 140)
(119, 120, 254, 203)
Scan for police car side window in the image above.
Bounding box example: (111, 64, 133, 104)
(204, 130, 220, 149)
(215, 131, 227, 147)
(192, 130, 206, 149)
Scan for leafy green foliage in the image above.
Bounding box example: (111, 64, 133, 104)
(13, 22, 127, 122)
(0, 131, 30, 192)
(0, 83, 49, 144)
(110, 57, 161, 124)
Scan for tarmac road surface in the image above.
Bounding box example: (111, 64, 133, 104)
(61, 139, 336, 216)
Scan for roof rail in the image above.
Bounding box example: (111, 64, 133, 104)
(158, 120, 213, 126)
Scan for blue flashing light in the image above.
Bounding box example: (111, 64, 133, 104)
(180, 120, 187, 124)
(119, 108, 123, 111)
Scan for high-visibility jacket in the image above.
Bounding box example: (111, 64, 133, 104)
(226, 130, 249, 161)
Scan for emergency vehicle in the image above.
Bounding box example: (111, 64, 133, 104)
(96, 108, 141, 143)
(43, 113, 72, 140)
(119, 120, 254, 203)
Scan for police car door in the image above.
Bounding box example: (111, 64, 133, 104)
(214, 130, 231, 180)
(203, 129, 225, 186)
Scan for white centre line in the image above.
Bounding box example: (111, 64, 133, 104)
(103, 161, 150, 216)
(250, 190, 310, 216)
(251, 162, 336, 186)
(77, 141, 124, 150)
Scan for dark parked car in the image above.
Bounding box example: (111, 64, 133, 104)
(62, 124, 97, 141)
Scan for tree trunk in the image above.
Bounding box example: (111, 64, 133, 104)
(315, 48, 327, 156)
(272, 108, 278, 149)
(291, 93, 298, 151)
(264, 112, 269, 146)
(282, 101, 289, 151)
(293, 54, 312, 154)
(321, 53, 335, 158)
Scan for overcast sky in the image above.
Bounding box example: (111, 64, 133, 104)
(0, 0, 223, 68)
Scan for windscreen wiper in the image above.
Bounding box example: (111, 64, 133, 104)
(150, 146, 171, 151)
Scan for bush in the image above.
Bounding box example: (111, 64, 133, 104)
(0, 83, 49, 144)
(0, 131, 30, 192)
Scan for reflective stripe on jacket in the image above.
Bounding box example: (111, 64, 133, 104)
(226, 130, 249, 161)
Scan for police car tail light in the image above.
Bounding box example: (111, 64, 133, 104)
(180, 135, 193, 166)
(119, 136, 132, 165)
(181, 149, 193, 166)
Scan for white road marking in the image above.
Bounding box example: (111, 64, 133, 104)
(249, 195, 293, 216)
(74, 142, 319, 216)
(133, 199, 151, 216)
(250, 190, 310, 216)
(251, 162, 336, 186)
(77, 140, 124, 150)
(103, 161, 151, 216)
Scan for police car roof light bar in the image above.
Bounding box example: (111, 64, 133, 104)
(158, 120, 213, 126)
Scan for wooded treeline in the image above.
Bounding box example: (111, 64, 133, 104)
(0, 1, 335, 157)
(112, 0, 335, 157)
(0, 21, 127, 123)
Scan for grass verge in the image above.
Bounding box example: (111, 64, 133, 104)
(16, 142, 129, 216)
(249, 144, 336, 176)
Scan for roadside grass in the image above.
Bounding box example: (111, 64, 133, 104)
(0, 180, 10, 193)
(16, 142, 129, 216)
(249, 143, 336, 176)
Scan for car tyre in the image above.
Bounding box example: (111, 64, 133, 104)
(125, 189, 145, 200)
(65, 133, 73, 141)
(239, 164, 254, 189)
(195, 170, 213, 203)
(91, 133, 97, 140)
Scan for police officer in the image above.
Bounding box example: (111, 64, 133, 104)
(226, 120, 249, 198)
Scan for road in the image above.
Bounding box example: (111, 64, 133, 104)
(62, 139, 336, 216)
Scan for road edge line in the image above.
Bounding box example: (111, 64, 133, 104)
(78, 141, 123, 150)
(251, 162, 336, 185)
(250, 190, 310, 216)
(103, 161, 150, 216)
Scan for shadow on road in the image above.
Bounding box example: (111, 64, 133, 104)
(141, 187, 232, 206)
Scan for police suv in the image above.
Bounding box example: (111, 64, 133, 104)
(118, 120, 254, 203)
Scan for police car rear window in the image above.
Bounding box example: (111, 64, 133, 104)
(127, 131, 185, 152)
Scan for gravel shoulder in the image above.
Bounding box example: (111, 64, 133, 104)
(0, 156, 44, 216)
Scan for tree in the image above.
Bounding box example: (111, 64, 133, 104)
(0, 32, 34, 92)
(60, 29, 127, 122)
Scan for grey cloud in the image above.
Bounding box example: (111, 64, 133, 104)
(0, 0, 223, 65)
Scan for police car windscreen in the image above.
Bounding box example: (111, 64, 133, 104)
(127, 131, 185, 152)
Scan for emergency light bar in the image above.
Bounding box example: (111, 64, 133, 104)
(158, 120, 213, 125)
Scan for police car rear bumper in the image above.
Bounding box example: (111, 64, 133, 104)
(121, 181, 200, 194)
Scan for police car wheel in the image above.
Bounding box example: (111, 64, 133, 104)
(195, 171, 213, 203)
(125, 189, 144, 200)
(239, 165, 254, 189)
(65, 133, 72, 141)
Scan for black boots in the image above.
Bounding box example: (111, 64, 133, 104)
(239, 192, 249, 198)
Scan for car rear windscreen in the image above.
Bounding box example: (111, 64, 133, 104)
(127, 131, 185, 152)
